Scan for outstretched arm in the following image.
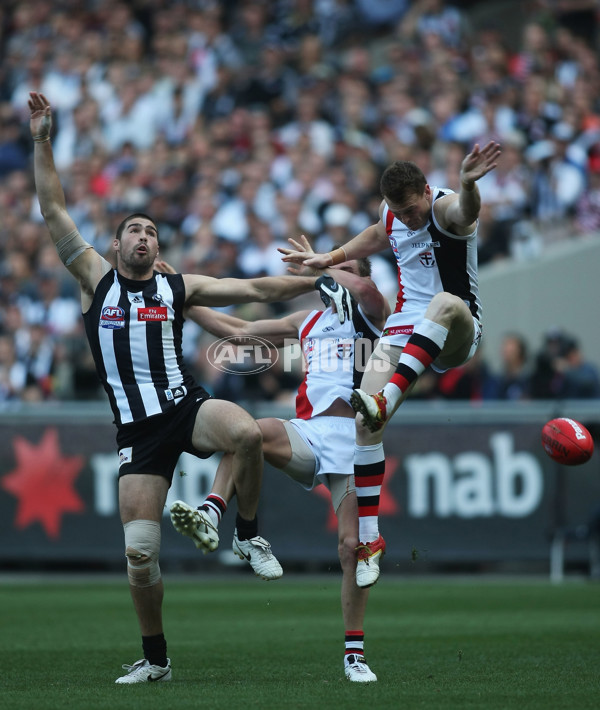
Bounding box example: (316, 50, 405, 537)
(29, 92, 76, 244)
(155, 260, 307, 344)
(434, 141, 501, 234)
(186, 307, 305, 347)
(183, 272, 323, 308)
(279, 220, 390, 270)
(283, 236, 389, 329)
(28, 92, 109, 303)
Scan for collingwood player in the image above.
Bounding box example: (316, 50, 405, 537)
(28, 91, 349, 684)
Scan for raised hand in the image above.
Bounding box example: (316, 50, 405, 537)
(460, 141, 501, 185)
(28, 92, 53, 141)
(278, 235, 332, 270)
(279, 235, 324, 275)
(286, 234, 315, 256)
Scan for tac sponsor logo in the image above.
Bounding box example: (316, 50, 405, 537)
(207, 335, 278, 375)
(100, 306, 125, 329)
(138, 306, 168, 321)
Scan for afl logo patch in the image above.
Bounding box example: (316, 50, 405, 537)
(100, 306, 125, 329)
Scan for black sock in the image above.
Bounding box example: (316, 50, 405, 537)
(236, 513, 258, 540)
(142, 633, 168, 667)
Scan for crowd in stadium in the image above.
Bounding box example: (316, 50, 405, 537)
(1, 0, 599, 404)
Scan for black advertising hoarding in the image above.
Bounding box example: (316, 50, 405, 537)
(0, 402, 598, 571)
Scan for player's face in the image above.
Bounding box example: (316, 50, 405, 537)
(385, 186, 432, 231)
(115, 219, 159, 273)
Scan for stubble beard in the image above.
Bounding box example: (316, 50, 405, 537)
(120, 249, 156, 279)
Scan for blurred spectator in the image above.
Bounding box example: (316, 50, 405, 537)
(574, 157, 600, 234)
(69, 338, 104, 400)
(235, 40, 298, 122)
(525, 122, 586, 235)
(509, 21, 556, 83)
(278, 88, 336, 159)
(52, 99, 105, 171)
(229, 1, 272, 70)
(434, 348, 499, 401)
(539, 0, 599, 48)
(530, 328, 600, 399)
(531, 328, 572, 398)
(399, 0, 470, 49)
(0, 111, 28, 178)
(558, 335, 600, 399)
(238, 215, 289, 277)
(495, 332, 532, 400)
(188, 4, 242, 91)
(355, 0, 409, 30)
(20, 270, 81, 337)
(201, 64, 238, 123)
(0, 1, 600, 405)
(0, 333, 26, 401)
(477, 135, 531, 264)
(19, 323, 57, 399)
(101, 66, 161, 152)
(315, 202, 354, 253)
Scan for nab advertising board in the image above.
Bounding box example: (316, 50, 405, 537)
(0, 402, 598, 572)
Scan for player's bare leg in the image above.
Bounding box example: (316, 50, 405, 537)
(116, 473, 172, 683)
(187, 403, 282, 580)
(337, 492, 376, 682)
(352, 347, 399, 587)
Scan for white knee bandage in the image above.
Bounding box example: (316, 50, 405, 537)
(123, 519, 162, 588)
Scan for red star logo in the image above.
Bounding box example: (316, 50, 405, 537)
(312, 455, 400, 531)
(1, 428, 86, 539)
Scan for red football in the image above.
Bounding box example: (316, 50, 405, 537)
(541, 418, 594, 465)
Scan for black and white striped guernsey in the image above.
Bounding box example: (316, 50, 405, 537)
(83, 269, 197, 426)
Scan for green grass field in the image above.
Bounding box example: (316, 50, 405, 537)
(1, 574, 599, 709)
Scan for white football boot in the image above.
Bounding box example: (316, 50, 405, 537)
(344, 654, 377, 682)
(115, 658, 172, 684)
(355, 534, 386, 588)
(232, 530, 283, 580)
(170, 500, 219, 553)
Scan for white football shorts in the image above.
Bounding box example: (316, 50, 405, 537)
(281, 416, 355, 512)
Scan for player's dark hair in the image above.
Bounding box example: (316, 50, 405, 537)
(356, 257, 372, 278)
(380, 161, 427, 201)
(115, 213, 158, 241)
